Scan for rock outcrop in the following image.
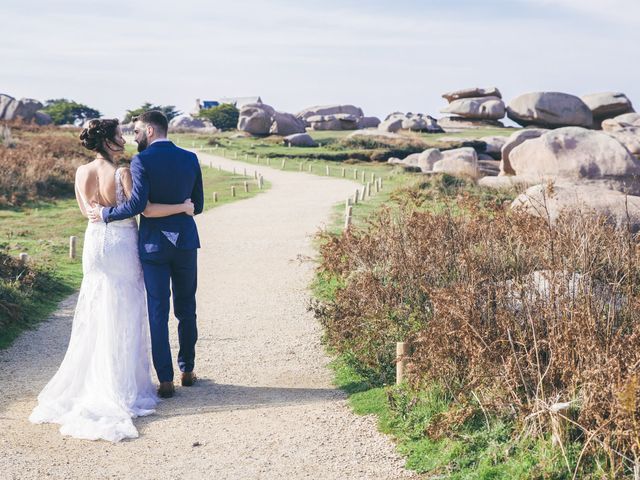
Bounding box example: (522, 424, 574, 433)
(506, 92, 593, 128)
(439, 87, 505, 131)
(379, 112, 443, 133)
(507, 127, 640, 194)
(284, 133, 317, 147)
(500, 128, 548, 175)
(442, 87, 502, 103)
(238, 103, 304, 136)
(581, 92, 634, 127)
(511, 182, 640, 232)
(0, 94, 49, 124)
(441, 96, 505, 120)
(432, 147, 479, 178)
(269, 112, 306, 136)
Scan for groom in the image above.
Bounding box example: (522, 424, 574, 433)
(89, 110, 203, 398)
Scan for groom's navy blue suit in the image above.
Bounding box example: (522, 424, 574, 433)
(102, 140, 204, 383)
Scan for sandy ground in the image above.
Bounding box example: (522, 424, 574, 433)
(0, 153, 418, 480)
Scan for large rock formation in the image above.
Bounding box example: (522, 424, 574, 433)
(307, 113, 359, 131)
(506, 92, 593, 128)
(602, 113, 640, 132)
(432, 147, 479, 178)
(511, 182, 640, 232)
(478, 135, 508, 160)
(439, 87, 505, 131)
(238, 103, 276, 135)
(0, 94, 48, 124)
(357, 116, 381, 129)
(441, 96, 505, 120)
(500, 128, 548, 175)
(238, 103, 304, 136)
(169, 114, 208, 130)
(380, 112, 443, 133)
(269, 112, 306, 136)
(581, 92, 634, 127)
(378, 117, 403, 133)
(296, 104, 364, 122)
(442, 87, 502, 102)
(295, 104, 380, 131)
(508, 127, 640, 194)
(284, 133, 317, 147)
(437, 116, 504, 131)
(606, 127, 640, 156)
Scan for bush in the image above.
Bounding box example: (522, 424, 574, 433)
(42, 99, 101, 125)
(314, 179, 640, 476)
(0, 125, 93, 205)
(197, 103, 239, 130)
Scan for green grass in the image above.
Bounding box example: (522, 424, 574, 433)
(0, 166, 268, 349)
(330, 356, 597, 479)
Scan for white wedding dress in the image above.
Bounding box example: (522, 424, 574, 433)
(29, 168, 158, 442)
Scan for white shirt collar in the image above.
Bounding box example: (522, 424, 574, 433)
(150, 138, 171, 145)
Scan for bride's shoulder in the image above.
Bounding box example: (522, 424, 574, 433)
(75, 163, 90, 181)
(118, 166, 133, 195)
(118, 166, 132, 179)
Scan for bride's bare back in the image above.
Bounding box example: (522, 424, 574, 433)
(75, 160, 132, 217)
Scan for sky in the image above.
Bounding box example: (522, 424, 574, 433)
(1, 0, 638, 121)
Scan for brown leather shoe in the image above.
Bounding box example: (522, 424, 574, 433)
(181, 372, 197, 387)
(157, 381, 175, 398)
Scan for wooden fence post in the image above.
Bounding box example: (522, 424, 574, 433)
(244, 181, 249, 193)
(396, 342, 409, 384)
(354, 189, 360, 204)
(325, 165, 330, 176)
(353, 169, 358, 180)
(213, 192, 218, 202)
(69, 236, 77, 259)
(231, 186, 236, 197)
(281, 159, 286, 169)
(344, 206, 352, 229)
(18, 253, 29, 264)
(341, 167, 345, 178)
(258, 176, 264, 189)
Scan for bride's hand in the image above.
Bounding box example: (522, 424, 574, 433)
(183, 198, 195, 216)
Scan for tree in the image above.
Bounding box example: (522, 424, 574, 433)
(197, 103, 239, 131)
(123, 103, 181, 123)
(42, 99, 101, 126)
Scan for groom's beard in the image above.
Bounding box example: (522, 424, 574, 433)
(137, 133, 149, 153)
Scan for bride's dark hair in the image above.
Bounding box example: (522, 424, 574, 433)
(79, 119, 121, 160)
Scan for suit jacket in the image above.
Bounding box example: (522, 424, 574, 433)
(101, 140, 204, 253)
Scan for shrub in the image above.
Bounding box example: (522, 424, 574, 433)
(197, 103, 239, 130)
(0, 125, 93, 206)
(314, 179, 640, 476)
(42, 99, 101, 125)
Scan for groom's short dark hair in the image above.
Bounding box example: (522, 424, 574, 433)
(134, 110, 168, 137)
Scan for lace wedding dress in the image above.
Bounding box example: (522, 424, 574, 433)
(29, 168, 158, 442)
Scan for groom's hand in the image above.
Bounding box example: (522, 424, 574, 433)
(183, 198, 195, 216)
(88, 204, 105, 223)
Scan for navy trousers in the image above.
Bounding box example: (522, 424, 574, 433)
(141, 239, 198, 383)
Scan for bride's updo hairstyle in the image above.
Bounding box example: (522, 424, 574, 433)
(79, 119, 121, 160)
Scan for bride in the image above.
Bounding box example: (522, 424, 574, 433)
(29, 119, 193, 442)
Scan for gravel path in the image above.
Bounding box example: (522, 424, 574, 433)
(0, 154, 418, 480)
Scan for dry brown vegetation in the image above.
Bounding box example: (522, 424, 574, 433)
(0, 123, 92, 206)
(314, 178, 640, 476)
